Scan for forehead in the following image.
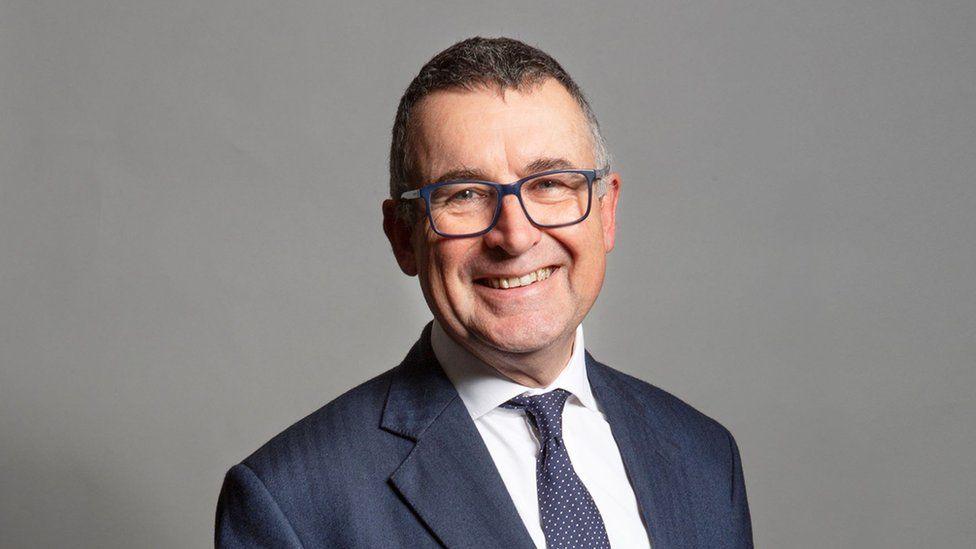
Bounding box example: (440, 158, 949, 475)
(410, 78, 594, 181)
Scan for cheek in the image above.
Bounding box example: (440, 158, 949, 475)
(425, 242, 471, 295)
(571, 253, 605, 287)
(564, 229, 608, 287)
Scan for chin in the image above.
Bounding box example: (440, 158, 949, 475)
(473, 315, 570, 355)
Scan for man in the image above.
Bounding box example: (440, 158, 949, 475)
(216, 37, 753, 548)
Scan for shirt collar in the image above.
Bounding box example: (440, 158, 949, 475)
(431, 319, 601, 420)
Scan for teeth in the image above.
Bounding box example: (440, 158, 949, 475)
(484, 267, 553, 289)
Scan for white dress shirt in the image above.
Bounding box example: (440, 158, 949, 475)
(431, 320, 652, 549)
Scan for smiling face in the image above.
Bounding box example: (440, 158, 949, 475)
(384, 78, 620, 372)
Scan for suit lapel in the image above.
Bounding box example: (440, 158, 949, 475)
(382, 324, 535, 549)
(586, 353, 698, 548)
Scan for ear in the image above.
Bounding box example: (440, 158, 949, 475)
(383, 199, 419, 276)
(598, 173, 621, 253)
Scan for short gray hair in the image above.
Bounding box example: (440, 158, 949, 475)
(389, 36, 610, 221)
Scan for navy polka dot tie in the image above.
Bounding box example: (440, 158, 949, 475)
(502, 389, 611, 548)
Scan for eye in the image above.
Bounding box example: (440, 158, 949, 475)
(450, 188, 481, 201)
(431, 183, 494, 208)
(536, 179, 562, 189)
(529, 178, 571, 193)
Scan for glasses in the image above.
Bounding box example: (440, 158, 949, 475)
(400, 167, 610, 238)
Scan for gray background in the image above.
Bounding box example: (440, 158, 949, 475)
(1, 0, 973, 547)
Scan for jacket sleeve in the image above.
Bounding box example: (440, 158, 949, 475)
(727, 429, 755, 548)
(215, 463, 303, 548)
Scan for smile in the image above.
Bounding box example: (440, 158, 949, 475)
(476, 267, 556, 289)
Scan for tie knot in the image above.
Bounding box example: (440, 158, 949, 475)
(501, 388, 572, 441)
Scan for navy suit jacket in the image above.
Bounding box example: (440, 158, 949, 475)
(216, 324, 753, 548)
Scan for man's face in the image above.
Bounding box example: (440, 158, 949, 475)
(384, 78, 620, 361)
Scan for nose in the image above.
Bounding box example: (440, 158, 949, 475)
(482, 194, 541, 255)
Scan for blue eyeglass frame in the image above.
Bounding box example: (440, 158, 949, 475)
(400, 167, 611, 238)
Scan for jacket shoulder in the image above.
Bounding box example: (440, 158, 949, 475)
(216, 363, 421, 546)
(591, 359, 754, 546)
(237, 364, 403, 480)
(590, 357, 738, 452)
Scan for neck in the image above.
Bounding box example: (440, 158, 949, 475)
(458, 327, 578, 388)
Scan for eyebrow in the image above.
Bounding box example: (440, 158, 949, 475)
(430, 166, 491, 184)
(524, 157, 576, 174)
(430, 157, 578, 184)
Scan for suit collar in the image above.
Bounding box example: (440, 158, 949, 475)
(379, 323, 456, 441)
(381, 323, 536, 549)
(584, 350, 681, 458)
(380, 324, 698, 548)
(586, 351, 699, 548)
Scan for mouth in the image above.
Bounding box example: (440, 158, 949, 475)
(474, 266, 558, 290)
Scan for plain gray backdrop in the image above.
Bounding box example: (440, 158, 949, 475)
(1, 1, 973, 547)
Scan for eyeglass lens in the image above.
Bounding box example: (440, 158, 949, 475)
(429, 172, 591, 235)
